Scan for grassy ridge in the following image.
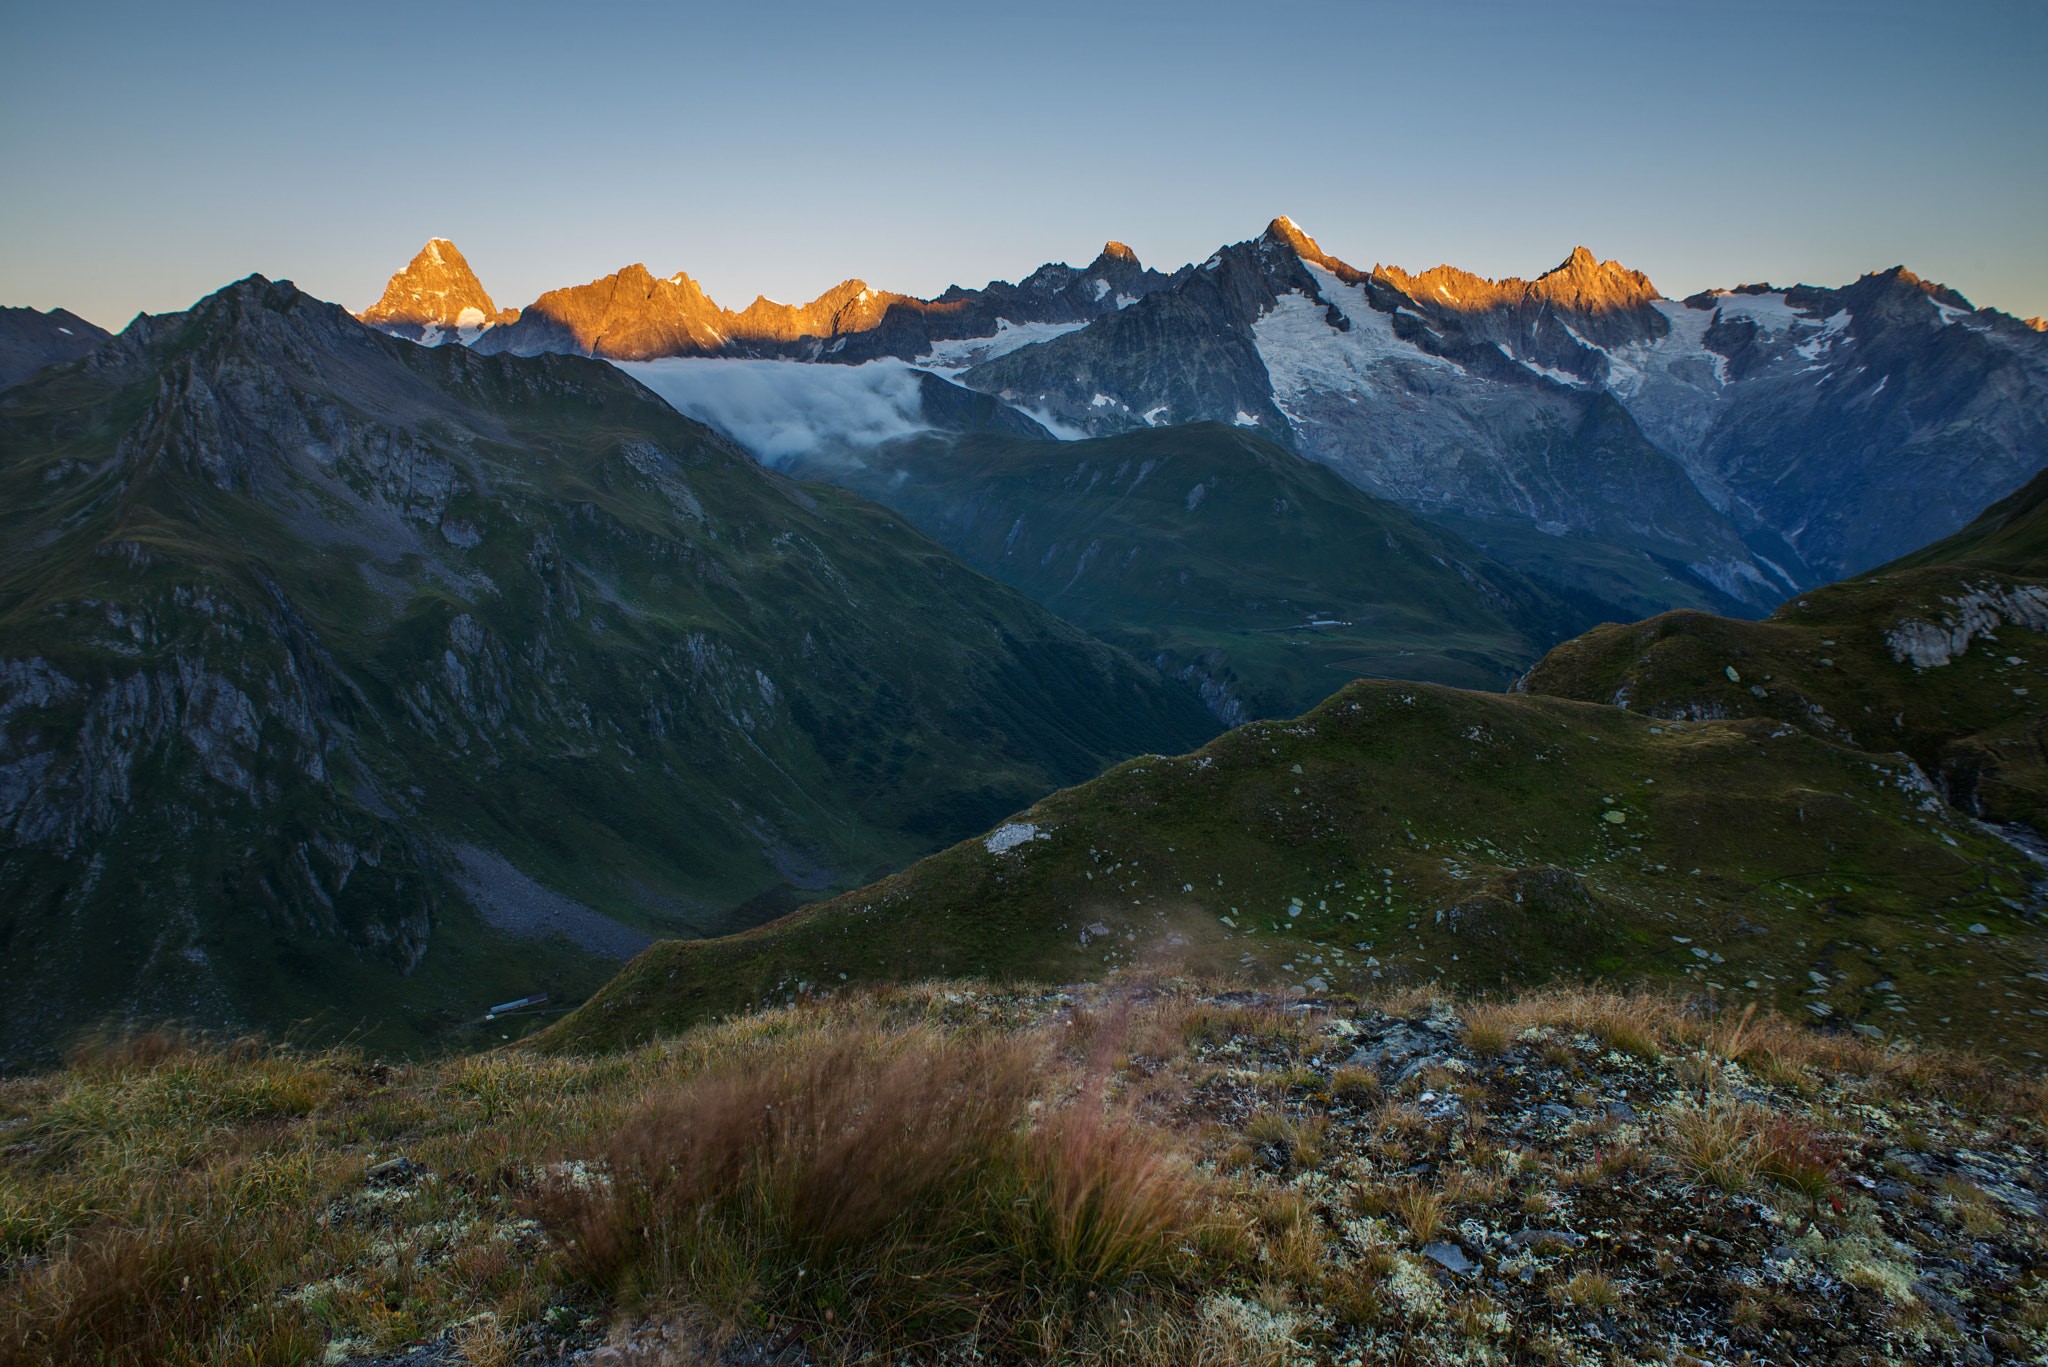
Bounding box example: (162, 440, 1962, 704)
(540, 679, 2045, 1058)
(1521, 557, 2048, 831)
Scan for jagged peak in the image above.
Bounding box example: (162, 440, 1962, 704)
(1373, 248, 1658, 317)
(1533, 246, 1659, 309)
(1850, 264, 1973, 312)
(1098, 241, 1138, 263)
(1263, 215, 1324, 259)
(2026, 316, 2047, 332)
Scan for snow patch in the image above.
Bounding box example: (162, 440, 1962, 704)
(1253, 264, 1463, 416)
(915, 318, 1089, 374)
(1232, 410, 1259, 426)
(1712, 292, 1812, 335)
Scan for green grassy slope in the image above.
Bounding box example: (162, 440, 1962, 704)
(540, 679, 2044, 1059)
(1519, 475, 2048, 831)
(787, 422, 1603, 720)
(0, 277, 1218, 1067)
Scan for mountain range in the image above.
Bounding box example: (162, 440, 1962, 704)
(0, 276, 1216, 1067)
(352, 222, 2048, 629)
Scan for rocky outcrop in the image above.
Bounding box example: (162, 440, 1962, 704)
(1884, 582, 2048, 668)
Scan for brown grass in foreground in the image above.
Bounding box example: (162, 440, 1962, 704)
(0, 978, 2040, 1365)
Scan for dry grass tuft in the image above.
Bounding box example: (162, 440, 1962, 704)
(1329, 1065, 1380, 1103)
(1460, 1002, 1526, 1057)
(538, 1020, 1211, 1342)
(1393, 1182, 1444, 1244)
(1666, 1099, 1769, 1192)
(1560, 1270, 1622, 1309)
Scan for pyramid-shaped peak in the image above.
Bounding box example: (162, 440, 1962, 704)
(1099, 241, 1138, 263)
(360, 238, 516, 331)
(1265, 215, 1322, 254)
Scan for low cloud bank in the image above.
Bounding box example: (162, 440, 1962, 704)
(619, 358, 932, 467)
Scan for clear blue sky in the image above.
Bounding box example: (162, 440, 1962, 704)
(5, 0, 2043, 329)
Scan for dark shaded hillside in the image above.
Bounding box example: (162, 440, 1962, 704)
(0, 276, 1216, 1066)
(0, 305, 111, 390)
(788, 422, 1604, 721)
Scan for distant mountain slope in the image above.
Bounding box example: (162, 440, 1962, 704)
(0, 276, 1216, 1067)
(1610, 270, 2048, 581)
(785, 421, 1602, 719)
(1878, 464, 2048, 576)
(963, 219, 2048, 603)
(0, 305, 111, 390)
(358, 238, 518, 346)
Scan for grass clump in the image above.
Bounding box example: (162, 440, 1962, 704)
(1666, 1099, 1769, 1192)
(539, 1020, 1210, 1344)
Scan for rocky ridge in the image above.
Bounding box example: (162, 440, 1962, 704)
(413, 240, 1182, 365)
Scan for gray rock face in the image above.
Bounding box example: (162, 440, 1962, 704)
(816, 243, 1188, 366)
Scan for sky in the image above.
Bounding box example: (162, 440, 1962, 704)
(4, 0, 2044, 329)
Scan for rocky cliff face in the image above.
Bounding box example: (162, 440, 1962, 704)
(0, 305, 112, 389)
(358, 238, 518, 346)
(0, 277, 1216, 1066)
